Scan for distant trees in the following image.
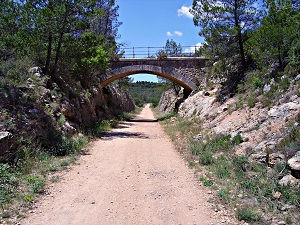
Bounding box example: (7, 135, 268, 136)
(129, 81, 166, 107)
(156, 39, 182, 58)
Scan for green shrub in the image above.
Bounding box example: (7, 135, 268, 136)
(280, 77, 290, 91)
(157, 111, 177, 121)
(217, 189, 231, 203)
(26, 174, 46, 194)
(215, 162, 231, 179)
(240, 179, 259, 195)
(57, 115, 66, 127)
(23, 193, 35, 203)
(236, 207, 261, 222)
(200, 178, 213, 186)
(199, 152, 214, 165)
(232, 134, 243, 145)
(0, 164, 19, 208)
(247, 95, 258, 108)
(252, 76, 263, 89)
(92, 119, 112, 136)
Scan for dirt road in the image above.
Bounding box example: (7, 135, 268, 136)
(22, 104, 236, 225)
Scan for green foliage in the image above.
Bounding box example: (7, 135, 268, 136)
(0, 0, 121, 89)
(215, 161, 231, 179)
(0, 164, 19, 208)
(246, 0, 300, 72)
(199, 177, 213, 187)
(26, 174, 46, 194)
(247, 95, 258, 108)
(217, 189, 231, 203)
(236, 207, 261, 222)
(252, 77, 263, 89)
(45, 130, 88, 156)
(92, 119, 112, 136)
(157, 111, 178, 121)
(23, 193, 35, 203)
(164, 39, 182, 57)
(199, 151, 214, 165)
(232, 134, 243, 145)
(191, 0, 260, 67)
(57, 115, 66, 127)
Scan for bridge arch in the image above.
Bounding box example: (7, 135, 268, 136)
(100, 64, 197, 91)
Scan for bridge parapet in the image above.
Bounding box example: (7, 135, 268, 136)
(119, 46, 201, 58)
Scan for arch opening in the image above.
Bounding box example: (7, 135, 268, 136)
(101, 69, 194, 92)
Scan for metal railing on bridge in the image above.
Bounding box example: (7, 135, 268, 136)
(118, 46, 201, 59)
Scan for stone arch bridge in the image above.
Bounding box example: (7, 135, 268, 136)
(100, 57, 206, 95)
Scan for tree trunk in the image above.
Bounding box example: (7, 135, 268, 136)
(45, 32, 52, 74)
(234, 0, 246, 69)
(50, 0, 70, 76)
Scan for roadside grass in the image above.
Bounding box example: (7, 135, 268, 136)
(0, 110, 139, 222)
(158, 111, 300, 224)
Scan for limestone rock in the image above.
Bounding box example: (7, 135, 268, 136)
(288, 151, 300, 178)
(250, 152, 268, 164)
(178, 88, 218, 118)
(279, 175, 298, 186)
(254, 141, 276, 152)
(28, 67, 43, 77)
(268, 152, 285, 167)
(62, 122, 77, 136)
(273, 191, 281, 199)
(193, 134, 203, 142)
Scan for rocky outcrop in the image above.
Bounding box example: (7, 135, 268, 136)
(0, 67, 135, 162)
(158, 89, 180, 113)
(158, 76, 300, 180)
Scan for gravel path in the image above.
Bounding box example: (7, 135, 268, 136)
(22, 104, 236, 225)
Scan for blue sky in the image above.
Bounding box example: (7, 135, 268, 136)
(116, 0, 204, 82)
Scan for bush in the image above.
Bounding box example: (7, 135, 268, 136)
(252, 76, 263, 89)
(26, 174, 46, 194)
(157, 111, 177, 121)
(199, 152, 214, 165)
(199, 177, 213, 186)
(215, 161, 231, 179)
(236, 207, 261, 222)
(0, 164, 19, 208)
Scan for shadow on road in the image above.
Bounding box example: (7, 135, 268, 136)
(127, 119, 158, 123)
(101, 131, 149, 140)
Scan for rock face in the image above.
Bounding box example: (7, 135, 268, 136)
(158, 78, 300, 178)
(0, 67, 135, 162)
(158, 89, 180, 113)
(178, 88, 219, 119)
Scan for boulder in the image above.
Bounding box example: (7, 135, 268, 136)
(28, 67, 43, 77)
(62, 121, 77, 136)
(250, 152, 268, 164)
(268, 152, 285, 167)
(288, 151, 300, 178)
(279, 174, 298, 186)
(0, 131, 13, 160)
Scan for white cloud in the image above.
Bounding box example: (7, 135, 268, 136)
(166, 31, 173, 36)
(183, 42, 204, 53)
(166, 31, 183, 37)
(177, 6, 193, 19)
(174, 31, 183, 36)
